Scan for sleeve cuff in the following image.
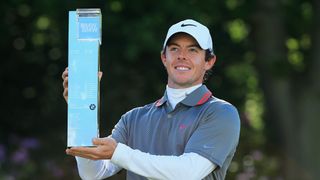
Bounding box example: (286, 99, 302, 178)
(110, 143, 131, 168)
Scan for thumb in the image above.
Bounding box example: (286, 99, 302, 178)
(92, 138, 106, 145)
(98, 71, 103, 81)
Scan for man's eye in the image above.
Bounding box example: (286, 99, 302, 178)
(189, 48, 198, 52)
(170, 47, 178, 51)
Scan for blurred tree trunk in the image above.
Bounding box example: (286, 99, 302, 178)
(252, 0, 320, 179)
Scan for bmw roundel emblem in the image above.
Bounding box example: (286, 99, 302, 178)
(89, 104, 96, 110)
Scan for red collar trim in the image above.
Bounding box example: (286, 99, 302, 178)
(196, 91, 212, 105)
(155, 97, 164, 107)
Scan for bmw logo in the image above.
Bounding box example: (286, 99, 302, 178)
(89, 104, 96, 110)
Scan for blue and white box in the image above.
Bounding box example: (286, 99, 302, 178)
(68, 9, 101, 147)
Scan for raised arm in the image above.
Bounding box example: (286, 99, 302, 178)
(61, 67, 102, 103)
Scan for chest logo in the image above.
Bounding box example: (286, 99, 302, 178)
(179, 124, 187, 130)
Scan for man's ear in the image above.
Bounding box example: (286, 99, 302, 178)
(160, 51, 167, 67)
(205, 55, 216, 71)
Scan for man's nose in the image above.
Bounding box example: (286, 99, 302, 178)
(177, 49, 187, 60)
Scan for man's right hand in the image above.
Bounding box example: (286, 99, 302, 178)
(62, 67, 69, 102)
(61, 67, 103, 103)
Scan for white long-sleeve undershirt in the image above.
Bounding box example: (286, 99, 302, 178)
(75, 157, 121, 179)
(76, 143, 216, 180)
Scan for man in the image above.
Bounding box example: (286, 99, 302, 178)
(62, 19, 240, 180)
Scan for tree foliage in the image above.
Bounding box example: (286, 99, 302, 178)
(0, 0, 319, 179)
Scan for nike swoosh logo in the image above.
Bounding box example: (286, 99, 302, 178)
(181, 23, 196, 27)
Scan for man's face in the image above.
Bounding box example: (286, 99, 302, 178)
(161, 33, 215, 89)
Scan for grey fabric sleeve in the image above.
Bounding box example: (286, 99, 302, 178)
(184, 103, 240, 168)
(111, 112, 130, 145)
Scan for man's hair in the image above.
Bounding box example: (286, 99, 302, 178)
(204, 49, 215, 82)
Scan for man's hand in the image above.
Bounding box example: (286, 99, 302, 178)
(66, 137, 118, 160)
(62, 67, 69, 102)
(61, 67, 103, 103)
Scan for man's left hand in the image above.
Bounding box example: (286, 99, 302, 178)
(66, 137, 117, 160)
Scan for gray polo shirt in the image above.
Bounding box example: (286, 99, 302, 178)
(111, 85, 240, 180)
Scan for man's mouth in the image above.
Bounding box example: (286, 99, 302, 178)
(175, 66, 191, 71)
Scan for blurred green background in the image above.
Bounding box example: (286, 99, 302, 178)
(1, 0, 319, 179)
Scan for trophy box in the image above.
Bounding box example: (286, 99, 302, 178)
(67, 9, 101, 147)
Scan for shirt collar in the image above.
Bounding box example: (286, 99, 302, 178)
(155, 85, 212, 107)
(155, 91, 169, 107)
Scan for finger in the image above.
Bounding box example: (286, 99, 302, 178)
(66, 148, 75, 156)
(63, 88, 68, 102)
(66, 148, 82, 157)
(69, 147, 98, 154)
(67, 147, 98, 157)
(66, 149, 99, 160)
(92, 138, 107, 146)
(98, 71, 103, 81)
(92, 137, 117, 151)
(62, 68, 69, 79)
(63, 76, 68, 88)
